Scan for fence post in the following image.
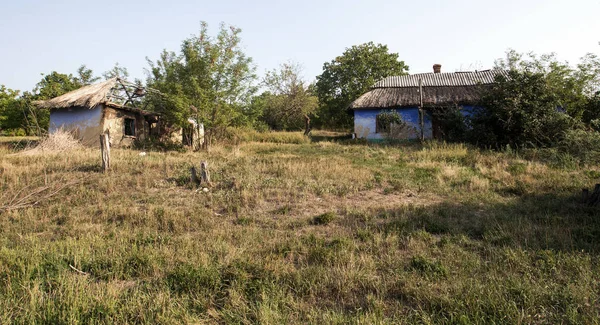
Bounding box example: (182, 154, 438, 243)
(100, 133, 110, 173)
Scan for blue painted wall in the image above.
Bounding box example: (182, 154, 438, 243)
(49, 105, 104, 145)
(354, 107, 432, 140)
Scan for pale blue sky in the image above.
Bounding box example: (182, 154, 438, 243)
(1, 0, 598, 91)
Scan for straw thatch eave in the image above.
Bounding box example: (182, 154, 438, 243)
(34, 78, 118, 110)
(349, 85, 491, 110)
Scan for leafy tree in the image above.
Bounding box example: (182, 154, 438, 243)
(21, 71, 85, 134)
(315, 42, 409, 129)
(0, 65, 98, 135)
(33, 71, 81, 100)
(261, 62, 318, 134)
(103, 62, 129, 80)
(471, 70, 576, 149)
(494, 49, 599, 120)
(145, 21, 257, 148)
(76, 65, 100, 85)
(243, 91, 271, 131)
(0, 86, 25, 134)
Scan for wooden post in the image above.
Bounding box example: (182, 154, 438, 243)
(190, 167, 200, 186)
(100, 133, 110, 173)
(419, 78, 425, 141)
(200, 161, 211, 186)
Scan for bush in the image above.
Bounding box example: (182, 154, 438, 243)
(377, 110, 418, 140)
(558, 129, 600, 165)
(470, 70, 577, 149)
(431, 107, 468, 142)
(408, 255, 447, 278)
(311, 212, 336, 225)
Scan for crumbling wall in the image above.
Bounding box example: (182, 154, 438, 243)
(102, 106, 149, 147)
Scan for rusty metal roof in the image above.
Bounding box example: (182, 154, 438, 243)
(373, 69, 507, 88)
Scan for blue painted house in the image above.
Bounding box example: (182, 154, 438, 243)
(350, 65, 506, 140)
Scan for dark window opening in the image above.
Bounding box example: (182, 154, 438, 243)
(124, 118, 136, 136)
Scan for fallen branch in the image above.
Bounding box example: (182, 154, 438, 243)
(69, 264, 89, 276)
(0, 179, 81, 212)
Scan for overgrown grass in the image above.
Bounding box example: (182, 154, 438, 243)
(1, 137, 599, 323)
(228, 128, 310, 144)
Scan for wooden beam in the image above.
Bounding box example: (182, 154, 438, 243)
(419, 78, 424, 141)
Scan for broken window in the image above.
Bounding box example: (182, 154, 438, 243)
(124, 118, 136, 136)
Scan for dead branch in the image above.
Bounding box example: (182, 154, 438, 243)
(69, 264, 89, 276)
(0, 179, 81, 213)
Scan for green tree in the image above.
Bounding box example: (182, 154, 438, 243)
(33, 71, 81, 100)
(471, 70, 576, 148)
(0, 86, 25, 134)
(25, 71, 85, 134)
(262, 62, 318, 134)
(103, 62, 129, 80)
(76, 65, 100, 85)
(494, 49, 599, 119)
(315, 42, 409, 129)
(146, 21, 257, 148)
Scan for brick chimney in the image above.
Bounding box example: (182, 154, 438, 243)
(433, 64, 441, 73)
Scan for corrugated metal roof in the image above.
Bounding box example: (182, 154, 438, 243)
(373, 69, 507, 88)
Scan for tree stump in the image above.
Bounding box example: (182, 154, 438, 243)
(582, 184, 600, 206)
(190, 161, 210, 187)
(200, 161, 211, 186)
(100, 133, 110, 173)
(190, 167, 200, 186)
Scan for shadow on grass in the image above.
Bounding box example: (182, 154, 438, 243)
(310, 132, 353, 143)
(379, 192, 600, 253)
(0, 138, 39, 151)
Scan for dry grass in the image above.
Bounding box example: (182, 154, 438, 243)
(0, 136, 599, 323)
(17, 129, 83, 155)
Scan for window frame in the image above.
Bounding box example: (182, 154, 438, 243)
(124, 118, 136, 137)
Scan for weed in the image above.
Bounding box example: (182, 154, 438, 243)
(1, 135, 599, 323)
(311, 212, 336, 225)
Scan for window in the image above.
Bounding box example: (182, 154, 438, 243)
(376, 111, 402, 134)
(375, 114, 386, 133)
(124, 118, 135, 136)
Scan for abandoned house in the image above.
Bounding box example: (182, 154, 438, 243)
(35, 78, 204, 148)
(349, 65, 507, 140)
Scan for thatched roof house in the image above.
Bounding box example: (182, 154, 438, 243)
(35, 78, 159, 147)
(351, 65, 507, 140)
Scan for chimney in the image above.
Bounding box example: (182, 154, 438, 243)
(433, 64, 441, 73)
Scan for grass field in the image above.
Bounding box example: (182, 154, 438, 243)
(1, 133, 600, 324)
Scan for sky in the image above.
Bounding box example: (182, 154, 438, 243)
(1, 0, 599, 92)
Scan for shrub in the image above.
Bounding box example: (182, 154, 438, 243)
(431, 107, 468, 142)
(558, 129, 600, 165)
(20, 129, 82, 154)
(377, 110, 417, 140)
(470, 70, 577, 149)
(408, 255, 447, 278)
(311, 212, 336, 225)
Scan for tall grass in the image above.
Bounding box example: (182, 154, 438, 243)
(0, 137, 599, 323)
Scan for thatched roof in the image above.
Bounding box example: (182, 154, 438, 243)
(350, 69, 507, 109)
(34, 78, 159, 117)
(35, 78, 119, 109)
